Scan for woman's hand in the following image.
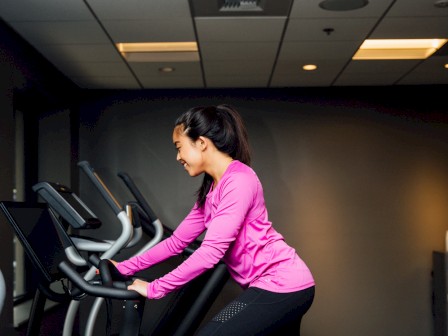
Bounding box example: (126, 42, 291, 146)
(95, 259, 118, 275)
(127, 279, 148, 297)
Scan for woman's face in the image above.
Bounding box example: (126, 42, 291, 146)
(173, 125, 204, 177)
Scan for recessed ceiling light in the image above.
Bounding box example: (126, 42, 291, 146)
(319, 0, 368, 11)
(159, 67, 175, 73)
(303, 64, 317, 71)
(444, 63, 448, 69)
(352, 39, 448, 60)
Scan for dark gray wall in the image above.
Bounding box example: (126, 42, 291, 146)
(0, 60, 16, 336)
(0, 18, 78, 335)
(38, 109, 71, 185)
(77, 88, 448, 335)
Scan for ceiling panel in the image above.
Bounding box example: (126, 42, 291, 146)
(370, 17, 448, 38)
(0, 0, 91, 21)
(5, 21, 109, 47)
(398, 56, 448, 85)
(334, 59, 422, 86)
(195, 17, 286, 42)
(0, 0, 446, 89)
(71, 74, 140, 89)
(102, 19, 197, 43)
(200, 41, 279, 61)
(39, 44, 123, 64)
(58, 60, 131, 78)
(86, 0, 192, 20)
(271, 58, 347, 87)
(203, 59, 273, 87)
(277, 41, 361, 60)
(203, 59, 274, 76)
(289, 0, 396, 18)
(386, 0, 448, 17)
(284, 18, 378, 42)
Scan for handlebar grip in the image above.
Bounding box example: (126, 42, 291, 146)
(59, 261, 140, 300)
(98, 259, 131, 286)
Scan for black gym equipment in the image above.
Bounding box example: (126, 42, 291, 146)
(0, 201, 87, 336)
(22, 161, 230, 335)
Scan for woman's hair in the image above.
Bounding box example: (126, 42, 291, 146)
(175, 104, 251, 208)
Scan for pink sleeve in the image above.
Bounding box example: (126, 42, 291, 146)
(116, 205, 206, 276)
(146, 172, 256, 299)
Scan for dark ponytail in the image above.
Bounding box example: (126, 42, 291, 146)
(174, 104, 251, 208)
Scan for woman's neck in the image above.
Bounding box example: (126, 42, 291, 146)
(208, 154, 234, 188)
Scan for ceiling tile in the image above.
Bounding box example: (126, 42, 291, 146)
(278, 41, 360, 61)
(195, 17, 286, 42)
(200, 42, 279, 61)
(71, 75, 140, 89)
(398, 56, 448, 85)
(39, 44, 123, 64)
(271, 58, 346, 87)
(284, 18, 378, 41)
(130, 62, 202, 77)
(86, 0, 191, 20)
(386, 0, 448, 17)
(1, 0, 446, 89)
(0, 0, 92, 21)
(59, 61, 131, 78)
(203, 60, 274, 76)
(289, 0, 395, 18)
(370, 17, 448, 38)
(102, 19, 196, 43)
(334, 59, 421, 86)
(7, 21, 110, 47)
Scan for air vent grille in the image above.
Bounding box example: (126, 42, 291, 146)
(220, 0, 265, 12)
(191, 0, 292, 17)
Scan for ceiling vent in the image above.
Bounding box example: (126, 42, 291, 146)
(190, 0, 292, 17)
(219, 0, 265, 12)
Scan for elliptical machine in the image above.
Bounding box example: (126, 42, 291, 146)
(32, 161, 230, 335)
(78, 162, 231, 336)
(0, 200, 147, 336)
(33, 162, 163, 336)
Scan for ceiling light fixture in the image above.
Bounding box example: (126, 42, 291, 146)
(159, 67, 175, 73)
(303, 64, 317, 71)
(352, 39, 448, 60)
(117, 42, 199, 63)
(319, 0, 368, 11)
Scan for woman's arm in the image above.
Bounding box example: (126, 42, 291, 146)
(145, 172, 257, 299)
(116, 205, 206, 276)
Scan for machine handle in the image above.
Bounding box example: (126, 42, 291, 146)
(58, 261, 140, 300)
(117, 172, 158, 222)
(78, 161, 122, 215)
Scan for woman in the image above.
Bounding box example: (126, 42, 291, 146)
(114, 104, 315, 335)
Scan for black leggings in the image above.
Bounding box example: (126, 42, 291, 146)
(196, 286, 315, 336)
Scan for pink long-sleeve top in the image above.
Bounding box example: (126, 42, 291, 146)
(116, 160, 315, 299)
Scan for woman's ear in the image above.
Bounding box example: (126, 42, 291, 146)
(197, 136, 208, 151)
